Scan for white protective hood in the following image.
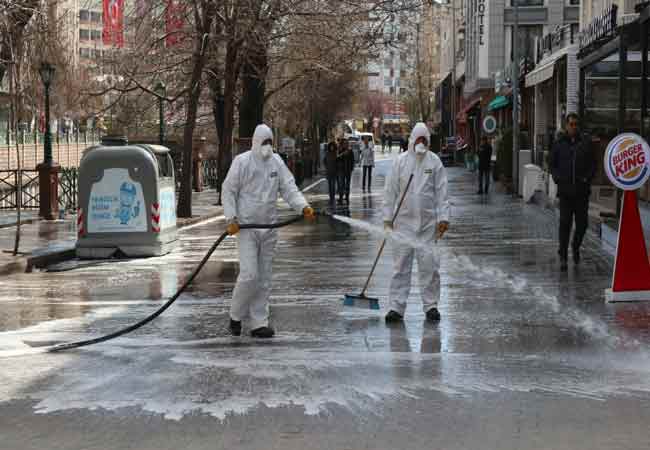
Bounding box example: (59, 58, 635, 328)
(251, 124, 274, 158)
(408, 122, 431, 153)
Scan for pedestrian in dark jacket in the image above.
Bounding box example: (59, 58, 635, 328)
(387, 134, 393, 152)
(324, 141, 338, 205)
(550, 113, 596, 271)
(335, 140, 348, 204)
(477, 136, 493, 194)
(342, 140, 355, 203)
(401, 135, 408, 152)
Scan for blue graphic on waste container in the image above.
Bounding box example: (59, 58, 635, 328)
(115, 182, 141, 225)
(88, 168, 146, 233)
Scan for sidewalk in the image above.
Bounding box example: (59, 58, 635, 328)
(479, 164, 650, 256)
(0, 189, 225, 275)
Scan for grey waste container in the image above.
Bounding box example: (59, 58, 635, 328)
(76, 144, 178, 258)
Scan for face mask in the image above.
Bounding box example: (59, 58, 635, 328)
(415, 143, 427, 154)
(260, 144, 273, 159)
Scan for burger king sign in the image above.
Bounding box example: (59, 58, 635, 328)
(604, 133, 650, 191)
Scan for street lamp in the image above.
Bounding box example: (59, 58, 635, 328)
(37, 61, 59, 220)
(154, 81, 166, 145)
(38, 62, 56, 164)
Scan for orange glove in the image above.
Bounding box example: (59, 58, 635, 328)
(226, 220, 240, 235)
(303, 206, 316, 222)
(436, 221, 449, 241)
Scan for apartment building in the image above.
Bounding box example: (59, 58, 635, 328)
(434, 0, 466, 141)
(367, 10, 418, 129)
(458, 0, 579, 158)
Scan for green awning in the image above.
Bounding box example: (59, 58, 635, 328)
(488, 96, 510, 112)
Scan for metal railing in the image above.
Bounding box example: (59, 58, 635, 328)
(201, 159, 219, 188)
(0, 130, 102, 170)
(0, 169, 39, 209)
(58, 167, 78, 211)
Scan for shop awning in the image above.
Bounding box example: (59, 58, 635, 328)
(488, 96, 510, 111)
(456, 98, 481, 123)
(525, 46, 575, 88)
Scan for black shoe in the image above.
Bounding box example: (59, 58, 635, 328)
(560, 258, 568, 272)
(229, 319, 242, 336)
(425, 308, 441, 322)
(477, 190, 483, 194)
(572, 247, 580, 265)
(250, 326, 275, 338)
(362, 188, 366, 193)
(385, 310, 404, 323)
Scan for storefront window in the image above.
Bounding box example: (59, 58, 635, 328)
(583, 55, 644, 186)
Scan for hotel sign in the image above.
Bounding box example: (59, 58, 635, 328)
(477, 0, 489, 78)
(579, 5, 618, 52)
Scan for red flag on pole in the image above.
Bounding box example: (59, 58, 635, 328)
(103, 0, 125, 47)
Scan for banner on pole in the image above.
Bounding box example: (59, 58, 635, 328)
(103, 0, 125, 48)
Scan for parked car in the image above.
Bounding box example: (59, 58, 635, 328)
(357, 132, 376, 149)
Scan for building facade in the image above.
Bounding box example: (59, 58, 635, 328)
(367, 9, 418, 131)
(578, 0, 650, 204)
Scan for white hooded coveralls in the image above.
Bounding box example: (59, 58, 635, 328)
(383, 123, 450, 315)
(223, 124, 308, 329)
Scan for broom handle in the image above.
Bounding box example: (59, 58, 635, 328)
(360, 173, 414, 297)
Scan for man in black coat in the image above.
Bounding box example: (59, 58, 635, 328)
(550, 113, 596, 271)
(477, 135, 493, 194)
(336, 140, 354, 204)
(342, 140, 355, 203)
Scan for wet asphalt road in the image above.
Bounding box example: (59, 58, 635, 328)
(2, 151, 650, 450)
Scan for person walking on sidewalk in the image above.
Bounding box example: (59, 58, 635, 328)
(550, 113, 596, 271)
(383, 122, 450, 324)
(336, 139, 352, 204)
(360, 135, 375, 192)
(477, 136, 493, 194)
(324, 141, 338, 205)
(223, 124, 316, 338)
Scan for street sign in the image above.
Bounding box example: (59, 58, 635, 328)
(604, 133, 650, 191)
(483, 115, 497, 135)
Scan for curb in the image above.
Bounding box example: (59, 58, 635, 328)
(2, 209, 225, 275)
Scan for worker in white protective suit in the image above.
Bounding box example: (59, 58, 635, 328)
(223, 124, 316, 338)
(383, 122, 450, 323)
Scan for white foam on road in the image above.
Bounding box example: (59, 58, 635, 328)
(6, 343, 650, 422)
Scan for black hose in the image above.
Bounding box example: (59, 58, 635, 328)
(47, 215, 305, 353)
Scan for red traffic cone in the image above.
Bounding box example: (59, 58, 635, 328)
(606, 190, 650, 302)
